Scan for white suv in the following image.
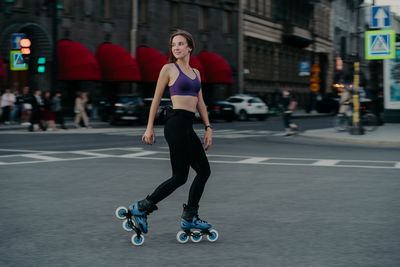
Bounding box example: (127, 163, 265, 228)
(226, 95, 269, 121)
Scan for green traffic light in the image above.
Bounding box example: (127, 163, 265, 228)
(37, 66, 45, 73)
(37, 57, 46, 64)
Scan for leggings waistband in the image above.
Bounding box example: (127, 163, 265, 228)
(171, 109, 195, 120)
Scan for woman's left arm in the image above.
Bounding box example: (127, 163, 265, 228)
(195, 69, 212, 150)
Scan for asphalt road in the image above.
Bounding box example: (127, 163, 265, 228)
(1, 117, 399, 267)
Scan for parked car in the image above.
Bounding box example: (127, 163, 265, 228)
(98, 95, 147, 125)
(207, 100, 235, 122)
(226, 95, 269, 121)
(143, 98, 172, 124)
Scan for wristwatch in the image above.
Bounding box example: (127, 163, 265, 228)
(204, 124, 212, 131)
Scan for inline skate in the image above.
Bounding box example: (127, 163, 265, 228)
(176, 204, 219, 244)
(115, 197, 157, 246)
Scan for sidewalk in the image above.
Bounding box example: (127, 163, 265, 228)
(302, 124, 400, 146)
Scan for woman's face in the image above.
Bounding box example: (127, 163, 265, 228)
(171, 35, 191, 60)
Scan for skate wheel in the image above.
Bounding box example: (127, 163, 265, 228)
(131, 233, 144, 246)
(190, 230, 202, 243)
(122, 219, 133, 232)
(176, 230, 189, 244)
(206, 229, 219, 242)
(115, 206, 128, 220)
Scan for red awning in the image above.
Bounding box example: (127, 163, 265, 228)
(58, 40, 101, 81)
(189, 56, 206, 83)
(96, 43, 141, 82)
(197, 51, 233, 84)
(0, 57, 5, 78)
(136, 46, 168, 82)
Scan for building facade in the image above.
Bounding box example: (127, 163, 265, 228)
(241, 0, 334, 109)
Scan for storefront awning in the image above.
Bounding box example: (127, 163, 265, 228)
(58, 40, 101, 81)
(0, 57, 5, 78)
(197, 51, 233, 84)
(189, 56, 206, 83)
(136, 46, 168, 82)
(96, 43, 141, 82)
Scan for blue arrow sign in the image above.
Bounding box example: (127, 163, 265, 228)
(371, 6, 391, 28)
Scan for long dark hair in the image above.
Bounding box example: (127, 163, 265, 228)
(168, 29, 195, 63)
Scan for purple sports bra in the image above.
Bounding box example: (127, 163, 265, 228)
(169, 63, 201, 97)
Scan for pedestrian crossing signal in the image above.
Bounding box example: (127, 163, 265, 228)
(37, 57, 46, 73)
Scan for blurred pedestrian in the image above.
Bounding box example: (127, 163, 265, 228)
(20, 86, 33, 125)
(29, 89, 45, 131)
(281, 86, 298, 135)
(338, 84, 352, 117)
(42, 91, 57, 131)
(1, 88, 16, 124)
(74, 91, 90, 128)
(52, 90, 67, 129)
(120, 29, 216, 240)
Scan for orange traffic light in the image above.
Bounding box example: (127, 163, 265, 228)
(20, 38, 31, 55)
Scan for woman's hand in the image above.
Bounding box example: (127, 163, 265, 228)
(203, 128, 212, 150)
(142, 128, 155, 145)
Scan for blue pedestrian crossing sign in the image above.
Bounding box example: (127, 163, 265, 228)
(365, 30, 396, 60)
(10, 50, 28, 71)
(370, 6, 391, 28)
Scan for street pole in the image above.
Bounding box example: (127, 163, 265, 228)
(237, 0, 244, 94)
(51, 0, 58, 92)
(349, 3, 364, 135)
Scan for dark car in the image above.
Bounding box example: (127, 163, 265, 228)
(316, 93, 340, 114)
(98, 95, 147, 125)
(207, 100, 235, 122)
(143, 98, 173, 124)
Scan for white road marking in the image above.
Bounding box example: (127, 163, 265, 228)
(312, 160, 340, 166)
(120, 151, 159, 158)
(0, 148, 398, 169)
(22, 154, 63, 161)
(237, 157, 269, 164)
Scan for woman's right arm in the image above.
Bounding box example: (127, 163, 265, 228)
(142, 64, 170, 144)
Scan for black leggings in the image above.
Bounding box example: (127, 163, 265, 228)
(147, 109, 211, 208)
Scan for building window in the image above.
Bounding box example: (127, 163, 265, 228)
(63, 0, 72, 15)
(139, 0, 148, 24)
(83, 0, 93, 16)
(199, 6, 209, 31)
(14, 0, 24, 8)
(223, 10, 232, 34)
(103, 0, 111, 19)
(171, 2, 181, 28)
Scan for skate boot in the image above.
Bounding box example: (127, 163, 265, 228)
(128, 196, 158, 234)
(176, 204, 219, 243)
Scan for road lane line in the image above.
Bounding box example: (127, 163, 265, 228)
(237, 157, 269, 163)
(120, 151, 159, 158)
(22, 154, 63, 161)
(395, 162, 400, 168)
(312, 160, 340, 166)
(72, 151, 112, 157)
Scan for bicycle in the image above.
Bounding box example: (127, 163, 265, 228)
(333, 111, 379, 132)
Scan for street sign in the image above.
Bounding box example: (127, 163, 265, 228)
(10, 33, 26, 50)
(365, 29, 396, 60)
(298, 61, 310, 76)
(370, 5, 391, 29)
(10, 50, 28, 71)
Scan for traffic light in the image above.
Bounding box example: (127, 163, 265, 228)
(19, 38, 31, 62)
(37, 57, 46, 73)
